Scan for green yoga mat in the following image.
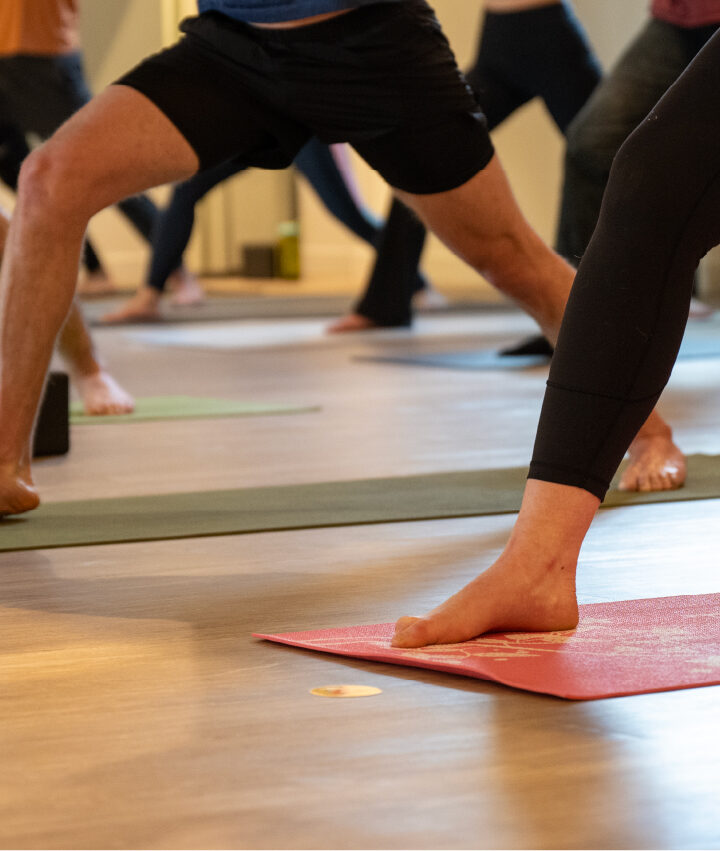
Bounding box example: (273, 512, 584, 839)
(2, 454, 719, 552)
(70, 395, 319, 424)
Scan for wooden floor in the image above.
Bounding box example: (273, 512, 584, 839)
(2, 304, 720, 849)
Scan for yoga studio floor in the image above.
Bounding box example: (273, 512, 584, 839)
(3, 302, 720, 850)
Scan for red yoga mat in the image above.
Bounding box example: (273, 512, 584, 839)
(255, 594, 720, 700)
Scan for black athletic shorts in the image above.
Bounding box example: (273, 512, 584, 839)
(115, 0, 494, 193)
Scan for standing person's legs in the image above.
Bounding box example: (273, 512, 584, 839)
(557, 19, 696, 263)
(480, 1, 601, 135)
(101, 155, 247, 323)
(0, 85, 199, 514)
(393, 30, 720, 648)
(346, 198, 428, 329)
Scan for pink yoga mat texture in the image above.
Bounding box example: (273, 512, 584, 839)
(255, 594, 720, 700)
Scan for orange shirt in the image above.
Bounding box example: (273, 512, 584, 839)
(0, 0, 80, 58)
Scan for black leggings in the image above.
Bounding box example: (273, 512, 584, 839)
(146, 137, 382, 292)
(529, 31, 720, 500)
(355, 1, 601, 325)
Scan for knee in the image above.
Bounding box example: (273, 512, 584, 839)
(17, 144, 92, 223)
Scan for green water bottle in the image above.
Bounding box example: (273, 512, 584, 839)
(276, 220, 300, 279)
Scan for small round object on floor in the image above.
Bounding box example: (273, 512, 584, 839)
(310, 685, 382, 698)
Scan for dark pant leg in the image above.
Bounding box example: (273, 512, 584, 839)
(116, 194, 158, 243)
(0, 105, 28, 189)
(556, 20, 700, 263)
(467, 4, 600, 134)
(294, 137, 380, 246)
(147, 156, 248, 292)
(354, 198, 428, 326)
(529, 32, 720, 500)
(516, 3, 601, 133)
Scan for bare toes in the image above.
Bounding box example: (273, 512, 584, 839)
(391, 617, 438, 649)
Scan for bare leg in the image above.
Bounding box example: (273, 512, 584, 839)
(100, 285, 162, 324)
(2, 197, 135, 415)
(57, 302, 134, 415)
(398, 156, 684, 492)
(392, 479, 599, 647)
(0, 85, 198, 515)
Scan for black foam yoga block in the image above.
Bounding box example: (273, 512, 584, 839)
(33, 372, 70, 457)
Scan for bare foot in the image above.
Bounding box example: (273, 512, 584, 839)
(688, 296, 715, 320)
(413, 286, 448, 311)
(100, 287, 161, 324)
(326, 313, 380, 333)
(619, 432, 686, 492)
(77, 270, 119, 297)
(74, 370, 135, 416)
(391, 553, 579, 648)
(0, 466, 40, 516)
(167, 268, 205, 306)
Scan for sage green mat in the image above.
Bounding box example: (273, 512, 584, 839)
(70, 396, 319, 425)
(2, 454, 720, 552)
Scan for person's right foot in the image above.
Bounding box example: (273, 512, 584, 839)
(0, 466, 40, 516)
(74, 369, 135, 415)
(167, 268, 205, 306)
(100, 287, 162, 324)
(77, 271, 119, 297)
(391, 551, 579, 648)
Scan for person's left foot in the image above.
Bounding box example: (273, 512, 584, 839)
(500, 334, 554, 357)
(619, 432, 686, 492)
(74, 370, 135, 416)
(326, 313, 381, 333)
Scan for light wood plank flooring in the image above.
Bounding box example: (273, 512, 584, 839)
(2, 306, 719, 849)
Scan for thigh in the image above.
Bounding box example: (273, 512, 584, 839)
(116, 33, 310, 173)
(38, 84, 200, 213)
(394, 154, 528, 273)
